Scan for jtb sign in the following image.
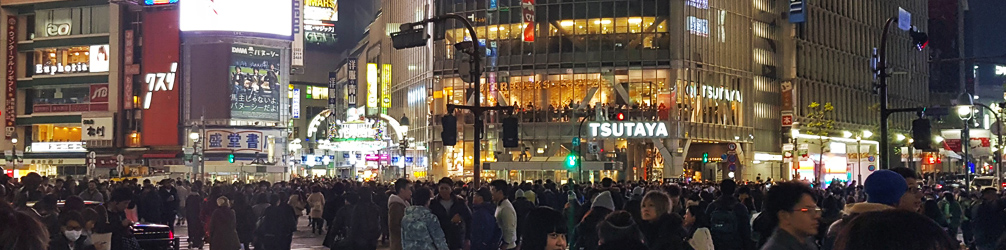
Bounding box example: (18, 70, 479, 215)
(588, 122, 670, 138)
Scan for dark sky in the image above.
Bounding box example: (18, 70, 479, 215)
(968, 0, 1006, 87)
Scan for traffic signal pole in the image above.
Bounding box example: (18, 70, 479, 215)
(878, 17, 896, 170)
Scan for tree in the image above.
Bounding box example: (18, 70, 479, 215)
(803, 102, 835, 183)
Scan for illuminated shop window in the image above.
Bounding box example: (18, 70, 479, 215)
(32, 124, 82, 142)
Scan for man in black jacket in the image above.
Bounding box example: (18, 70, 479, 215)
(511, 189, 535, 245)
(158, 179, 179, 232)
(706, 179, 753, 250)
(429, 178, 472, 250)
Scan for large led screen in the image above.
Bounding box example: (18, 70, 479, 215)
(230, 45, 281, 120)
(180, 0, 293, 38)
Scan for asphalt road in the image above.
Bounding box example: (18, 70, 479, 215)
(173, 215, 390, 250)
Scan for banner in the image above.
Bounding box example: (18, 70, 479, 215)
(81, 117, 114, 141)
(346, 58, 358, 107)
(292, 0, 304, 67)
(521, 0, 535, 42)
(204, 129, 280, 153)
(942, 129, 992, 157)
(5, 16, 17, 140)
(141, 9, 181, 146)
(230, 45, 282, 120)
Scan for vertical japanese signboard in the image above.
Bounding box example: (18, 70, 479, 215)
(346, 58, 358, 108)
(5, 16, 16, 140)
(521, 0, 535, 42)
(366, 63, 378, 108)
(141, 9, 181, 146)
(381, 64, 391, 109)
(229, 45, 282, 120)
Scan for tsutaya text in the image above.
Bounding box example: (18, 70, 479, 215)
(588, 121, 670, 138)
(685, 84, 742, 102)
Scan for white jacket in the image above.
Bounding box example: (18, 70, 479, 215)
(688, 227, 714, 250)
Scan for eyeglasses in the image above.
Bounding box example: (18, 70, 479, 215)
(793, 207, 822, 214)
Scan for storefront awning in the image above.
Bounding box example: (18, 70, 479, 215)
(142, 153, 178, 158)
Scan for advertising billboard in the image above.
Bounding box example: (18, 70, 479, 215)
(141, 9, 181, 146)
(89, 45, 110, 72)
(204, 129, 280, 153)
(5, 16, 16, 140)
(304, 0, 337, 45)
(230, 45, 282, 120)
(179, 0, 293, 39)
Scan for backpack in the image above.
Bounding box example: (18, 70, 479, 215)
(709, 203, 738, 236)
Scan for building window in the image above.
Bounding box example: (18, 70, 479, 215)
(34, 5, 110, 38)
(32, 124, 82, 142)
(29, 84, 109, 113)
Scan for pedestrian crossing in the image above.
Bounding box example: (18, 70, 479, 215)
(175, 237, 331, 250)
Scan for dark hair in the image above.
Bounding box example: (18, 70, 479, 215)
(109, 187, 134, 202)
(834, 210, 956, 250)
(412, 187, 432, 206)
(474, 187, 493, 203)
(35, 194, 59, 211)
(58, 210, 84, 227)
(63, 196, 85, 212)
(890, 167, 919, 180)
(255, 193, 269, 204)
(601, 177, 614, 188)
(343, 192, 360, 205)
(720, 179, 737, 195)
(394, 178, 413, 193)
(438, 177, 454, 187)
(358, 187, 373, 203)
(596, 210, 643, 244)
(490, 180, 509, 197)
(521, 207, 567, 250)
(686, 205, 711, 229)
(81, 208, 99, 224)
(665, 184, 682, 197)
(763, 182, 815, 222)
(0, 202, 49, 250)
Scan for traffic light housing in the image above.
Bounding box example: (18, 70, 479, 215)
(616, 112, 626, 121)
(702, 152, 709, 164)
(391, 24, 429, 49)
(227, 154, 235, 163)
(502, 117, 519, 148)
(441, 114, 458, 146)
(911, 118, 932, 150)
(566, 153, 577, 168)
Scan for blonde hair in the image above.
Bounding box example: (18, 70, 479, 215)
(217, 196, 230, 207)
(642, 190, 671, 215)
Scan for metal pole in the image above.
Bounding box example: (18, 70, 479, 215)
(578, 117, 588, 183)
(200, 110, 206, 182)
(974, 103, 1003, 190)
(857, 139, 862, 184)
(878, 17, 897, 170)
(964, 122, 971, 190)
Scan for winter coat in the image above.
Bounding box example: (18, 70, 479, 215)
(185, 194, 205, 239)
(429, 195, 472, 250)
(705, 196, 752, 250)
(289, 194, 306, 217)
(972, 199, 1006, 245)
(597, 239, 649, 250)
(639, 213, 687, 250)
(208, 207, 241, 250)
(760, 228, 817, 250)
(388, 194, 410, 250)
(158, 187, 179, 221)
(573, 208, 611, 250)
(470, 202, 502, 250)
(137, 191, 162, 223)
(322, 193, 344, 223)
(511, 197, 534, 245)
(307, 192, 325, 219)
(233, 204, 256, 243)
(257, 203, 297, 250)
(821, 202, 892, 250)
(937, 198, 963, 228)
(401, 206, 449, 250)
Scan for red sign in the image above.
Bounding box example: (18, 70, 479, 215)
(123, 74, 133, 110)
(141, 9, 181, 146)
(124, 30, 134, 65)
(521, 0, 535, 42)
(782, 113, 793, 126)
(90, 84, 110, 103)
(5, 15, 17, 140)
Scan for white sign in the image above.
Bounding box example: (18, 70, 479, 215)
(898, 7, 911, 31)
(143, 62, 178, 109)
(335, 119, 377, 139)
(89, 45, 110, 72)
(45, 23, 71, 36)
(81, 117, 114, 141)
(180, 0, 294, 37)
(35, 63, 89, 75)
(685, 84, 743, 102)
(687, 16, 709, 37)
(292, 88, 301, 118)
(29, 142, 86, 153)
(996, 65, 1006, 76)
(292, 0, 305, 67)
(204, 129, 281, 153)
(588, 122, 670, 138)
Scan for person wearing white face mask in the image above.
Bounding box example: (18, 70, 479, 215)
(50, 210, 97, 250)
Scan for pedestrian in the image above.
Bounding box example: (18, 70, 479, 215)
(322, 183, 345, 231)
(706, 179, 753, 250)
(137, 184, 162, 224)
(308, 186, 326, 235)
(49, 211, 95, 250)
(325, 192, 357, 249)
(78, 181, 104, 202)
(511, 189, 534, 246)
(35, 193, 62, 237)
(208, 196, 240, 250)
(288, 191, 307, 228)
(822, 170, 905, 250)
(258, 194, 297, 250)
(106, 187, 142, 250)
(231, 195, 256, 250)
(158, 179, 179, 232)
(401, 186, 449, 250)
(891, 167, 923, 213)
(185, 187, 206, 249)
(175, 180, 190, 226)
(388, 178, 413, 250)
(596, 210, 647, 250)
(429, 177, 471, 250)
(572, 190, 615, 250)
(252, 193, 271, 219)
(971, 188, 1005, 250)
(922, 199, 949, 231)
(469, 187, 502, 250)
(623, 187, 644, 224)
(520, 207, 567, 250)
(351, 187, 383, 250)
(684, 205, 714, 250)
(638, 190, 687, 250)
(759, 182, 819, 250)
(490, 179, 518, 250)
(833, 210, 956, 250)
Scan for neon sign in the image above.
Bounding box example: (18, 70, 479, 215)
(143, 62, 177, 109)
(588, 122, 670, 138)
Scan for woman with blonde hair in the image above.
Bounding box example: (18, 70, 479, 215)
(637, 190, 687, 250)
(208, 196, 240, 250)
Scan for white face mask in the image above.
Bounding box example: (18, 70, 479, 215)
(64, 230, 82, 241)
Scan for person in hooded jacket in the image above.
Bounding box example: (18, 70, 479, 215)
(401, 187, 449, 250)
(572, 191, 615, 250)
(470, 187, 502, 250)
(429, 178, 471, 250)
(596, 211, 648, 250)
(638, 190, 687, 250)
(623, 187, 645, 224)
(208, 196, 240, 250)
(705, 179, 752, 250)
(511, 189, 535, 246)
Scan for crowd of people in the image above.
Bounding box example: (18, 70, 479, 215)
(0, 166, 1005, 250)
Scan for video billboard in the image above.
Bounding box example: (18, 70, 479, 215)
(230, 45, 282, 120)
(180, 0, 293, 39)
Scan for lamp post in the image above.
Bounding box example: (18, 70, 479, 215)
(843, 130, 873, 184)
(189, 132, 204, 181)
(956, 94, 975, 190)
(970, 102, 1003, 190)
(877, 17, 929, 169)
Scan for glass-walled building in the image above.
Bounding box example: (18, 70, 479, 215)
(428, 0, 757, 182)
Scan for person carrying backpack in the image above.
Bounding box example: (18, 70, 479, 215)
(705, 179, 753, 250)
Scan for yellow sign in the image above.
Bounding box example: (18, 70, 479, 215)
(381, 64, 391, 108)
(367, 63, 378, 108)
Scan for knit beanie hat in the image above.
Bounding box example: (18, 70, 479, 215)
(515, 189, 525, 198)
(864, 170, 908, 206)
(592, 191, 616, 211)
(632, 187, 644, 196)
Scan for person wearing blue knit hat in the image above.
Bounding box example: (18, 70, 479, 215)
(819, 170, 907, 250)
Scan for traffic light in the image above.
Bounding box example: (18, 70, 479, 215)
(441, 114, 458, 146)
(909, 28, 928, 51)
(702, 152, 709, 164)
(391, 23, 429, 49)
(616, 112, 626, 121)
(911, 118, 932, 150)
(227, 154, 235, 163)
(566, 153, 577, 168)
(502, 116, 519, 148)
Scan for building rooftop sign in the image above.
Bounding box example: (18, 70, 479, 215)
(588, 121, 669, 138)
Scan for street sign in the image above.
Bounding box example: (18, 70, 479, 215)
(728, 163, 737, 171)
(727, 143, 737, 151)
(87, 151, 97, 159)
(898, 7, 911, 31)
(727, 154, 738, 163)
(721, 154, 728, 160)
(782, 114, 794, 127)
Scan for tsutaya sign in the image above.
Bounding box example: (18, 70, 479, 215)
(588, 122, 670, 138)
(685, 84, 742, 102)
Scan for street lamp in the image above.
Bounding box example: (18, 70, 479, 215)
(955, 92, 975, 190)
(849, 130, 873, 184)
(895, 134, 906, 142)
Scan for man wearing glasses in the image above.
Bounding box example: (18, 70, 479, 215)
(761, 182, 821, 250)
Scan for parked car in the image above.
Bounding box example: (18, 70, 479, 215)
(30, 200, 180, 250)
